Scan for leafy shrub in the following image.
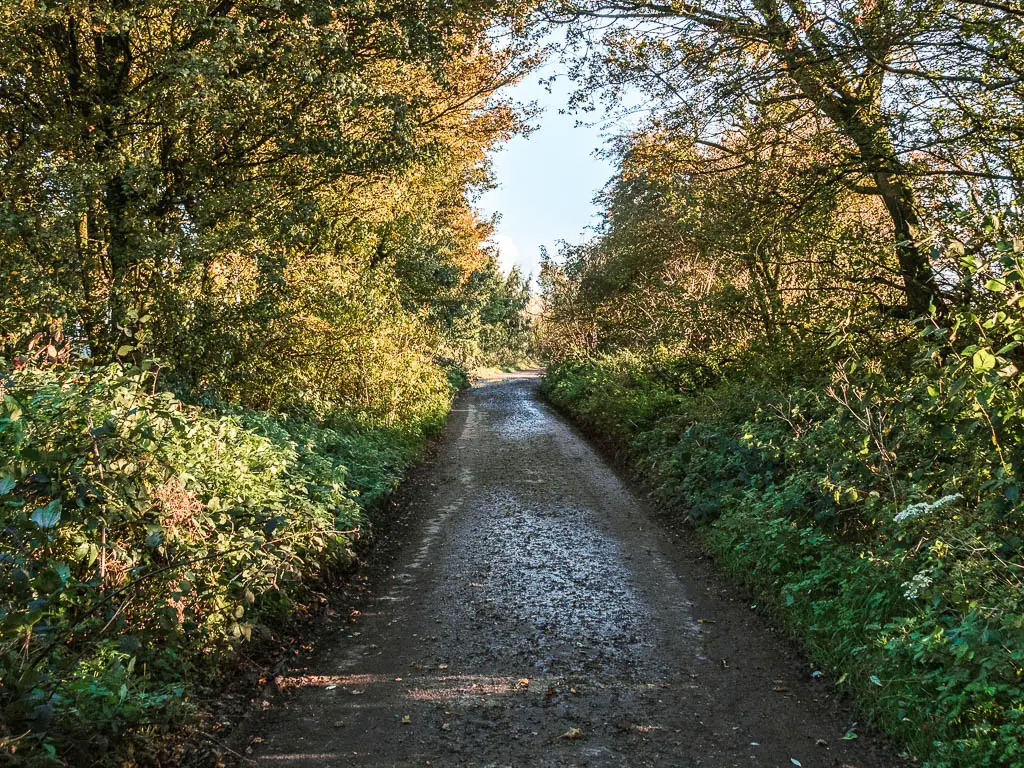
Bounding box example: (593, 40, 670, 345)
(542, 350, 718, 447)
(0, 359, 449, 761)
(543, 312, 1024, 767)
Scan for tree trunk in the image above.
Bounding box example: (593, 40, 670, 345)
(872, 169, 942, 316)
(840, 116, 943, 316)
(93, 9, 135, 356)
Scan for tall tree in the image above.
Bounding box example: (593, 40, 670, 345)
(0, 0, 531, 358)
(0, 0, 538, 411)
(544, 0, 1024, 314)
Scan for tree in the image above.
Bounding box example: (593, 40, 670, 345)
(1, 0, 537, 412)
(539, 106, 902, 358)
(544, 0, 1024, 314)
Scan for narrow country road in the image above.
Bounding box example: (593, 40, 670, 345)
(248, 373, 896, 767)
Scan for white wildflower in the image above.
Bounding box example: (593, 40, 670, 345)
(902, 572, 934, 600)
(894, 493, 963, 523)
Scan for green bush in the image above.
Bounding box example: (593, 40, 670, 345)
(0, 359, 450, 761)
(543, 325, 1024, 767)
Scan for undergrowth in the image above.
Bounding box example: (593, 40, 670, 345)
(0, 359, 459, 764)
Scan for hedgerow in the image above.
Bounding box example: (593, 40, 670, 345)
(543, 314, 1024, 767)
(0, 359, 453, 762)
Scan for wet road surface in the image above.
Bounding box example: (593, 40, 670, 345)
(249, 373, 897, 767)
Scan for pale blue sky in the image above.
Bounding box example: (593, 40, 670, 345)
(478, 61, 616, 280)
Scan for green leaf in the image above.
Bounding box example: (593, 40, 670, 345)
(74, 541, 99, 567)
(0, 476, 15, 495)
(34, 564, 67, 594)
(145, 525, 164, 548)
(116, 345, 135, 357)
(2, 395, 22, 422)
(985, 279, 1007, 293)
(973, 349, 997, 373)
(31, 499, 61, 529)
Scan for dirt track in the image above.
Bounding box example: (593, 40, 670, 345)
(247, 372, 898, 767)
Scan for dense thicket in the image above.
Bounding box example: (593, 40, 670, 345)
(0, 0, 536, 412)
(0, 1, 535, 762)
(538, 1, 1024, 765)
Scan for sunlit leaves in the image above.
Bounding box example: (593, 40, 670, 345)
(972, 348, 996, 373)
(0, 0, 535, 398)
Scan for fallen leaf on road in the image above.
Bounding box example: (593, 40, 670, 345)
(516, 678, 530, 689)
(791, 759, 802, 766)
(561, 728, 583, 740)
(401, 715, 412, 725)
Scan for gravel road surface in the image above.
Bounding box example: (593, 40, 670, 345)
(248, 372, 897, 768)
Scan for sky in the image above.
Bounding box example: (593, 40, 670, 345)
(477, 60, 617, 281)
